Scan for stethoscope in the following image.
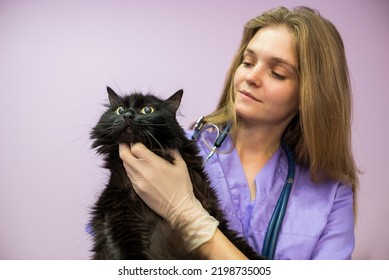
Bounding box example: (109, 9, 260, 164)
(191, 116, 233, 166)
(191, 116, 295, 260)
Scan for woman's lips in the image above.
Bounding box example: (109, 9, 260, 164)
(239, 90, 261, 102)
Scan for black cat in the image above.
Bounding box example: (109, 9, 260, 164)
(89, 87, 262, 259)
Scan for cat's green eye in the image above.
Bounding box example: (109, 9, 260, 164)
(140, 106, 155, 115)
(116, 107, 125, 115)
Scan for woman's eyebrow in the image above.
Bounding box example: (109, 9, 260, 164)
(244, 47, 298, 73)
(243, 48, 256, 57)
(269, 57, 298, 74)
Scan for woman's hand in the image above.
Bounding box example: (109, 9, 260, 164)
(119, 143, 191, 221)
(119, 143, 219, 251)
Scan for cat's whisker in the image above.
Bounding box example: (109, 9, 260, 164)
(138, 121, 169, 127)
(144, 130, 165, 152)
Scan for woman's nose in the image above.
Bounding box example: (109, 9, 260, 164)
(245, 65, 263, 87)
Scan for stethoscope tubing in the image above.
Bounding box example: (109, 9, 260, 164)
(261, 145, 295, 259)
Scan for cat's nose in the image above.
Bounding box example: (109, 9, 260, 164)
(123, 110, 135, 119)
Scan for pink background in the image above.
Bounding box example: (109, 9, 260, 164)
(0, 0, 388, 259)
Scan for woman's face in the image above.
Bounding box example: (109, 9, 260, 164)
(234, 25, 299, 128)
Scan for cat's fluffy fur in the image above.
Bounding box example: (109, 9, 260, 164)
(89, 87, 262, 259)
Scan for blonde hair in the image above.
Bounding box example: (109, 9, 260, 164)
(205, 6, 358, 211)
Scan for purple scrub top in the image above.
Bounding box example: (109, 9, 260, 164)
(187, 129, 355, 260)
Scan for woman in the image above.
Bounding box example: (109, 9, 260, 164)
(119, 6, 359, 259)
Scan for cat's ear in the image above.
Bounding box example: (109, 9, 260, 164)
(164, 89, 183, 113)
(106, 86, 121, 106)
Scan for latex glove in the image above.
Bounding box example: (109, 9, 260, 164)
(119, 143, 219, 251)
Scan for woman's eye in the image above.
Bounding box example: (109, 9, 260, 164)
(271, 71, 286, 80)
(115, 107, 125, 115)
(140, 106, 155, 114)
(242, 61, 254, 68)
